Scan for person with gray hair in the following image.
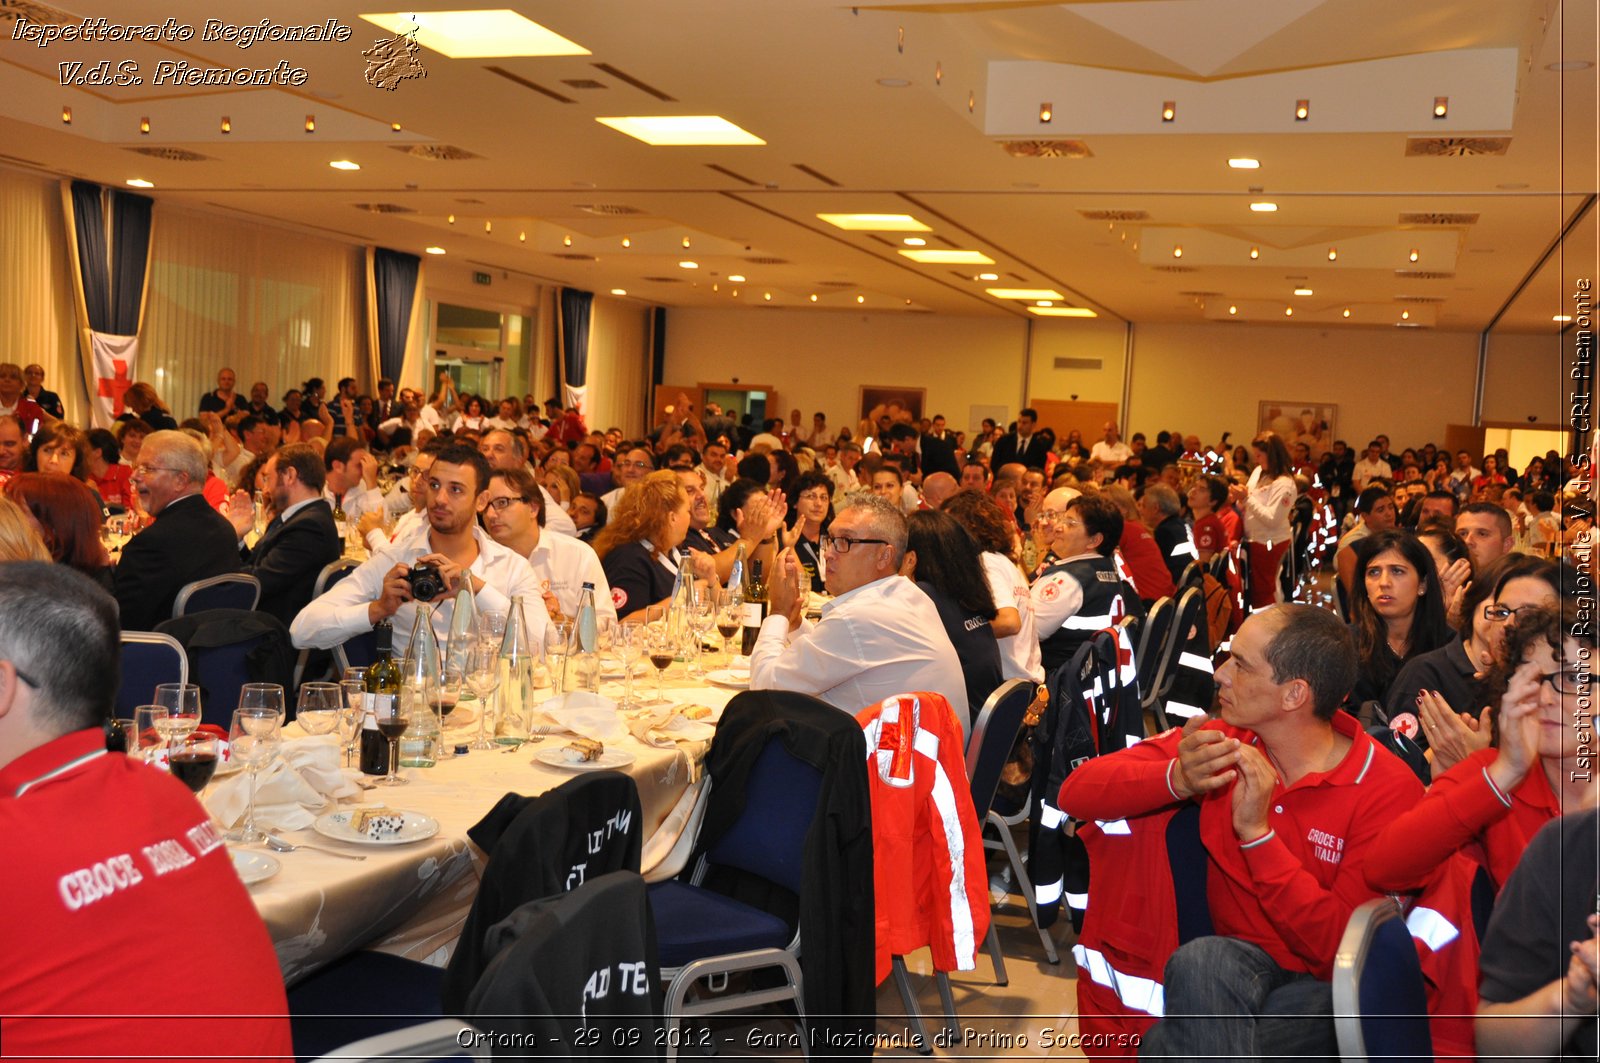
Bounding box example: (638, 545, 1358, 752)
(1138, 481, 1196, 584)
(114, 429, 241, 630)
(0, 563, 292, 1058)
(750, 493, 971, 735)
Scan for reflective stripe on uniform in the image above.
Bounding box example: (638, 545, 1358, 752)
(1072, 943, 1166, 1017)
(1035, 878, 1063, 904)
(1178, 651, 1213, 674)
(1066, 890, 1089, 910)
(1038, 801, 1065, 830)
(1061, 612, 1121, 631)
(1164, 700, 1207, 719)
(1406, 906, 1460, 951)
(1095, 818, 1131, 835)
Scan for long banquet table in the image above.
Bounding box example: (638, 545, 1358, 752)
(223, 670, 743, 985)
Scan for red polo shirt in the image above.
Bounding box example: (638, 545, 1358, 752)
(0, 729, 291, 1061)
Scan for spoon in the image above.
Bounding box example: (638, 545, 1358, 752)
(264, 834, 367, 860)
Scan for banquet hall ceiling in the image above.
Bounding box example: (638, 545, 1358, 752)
(0, 0, 1593, 332)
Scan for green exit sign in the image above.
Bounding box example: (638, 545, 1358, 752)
(473, 271, 492, 285)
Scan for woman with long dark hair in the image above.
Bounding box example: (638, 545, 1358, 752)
(1335, 484, 1398, 604)
(902, 510, 1002, 721)
(1347, 529, 1453, 705)
(942, 488, 1044, 684)
(1239, 430, 1297, 610)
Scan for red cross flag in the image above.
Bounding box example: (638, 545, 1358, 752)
(90, 332, 138, 424)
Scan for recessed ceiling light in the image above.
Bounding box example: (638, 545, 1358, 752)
(1249, 247, 1260, 259)
(809, 294, 818, 302)
(329, 160, 361, 171)
(899, 249, 995, 264)
(816, 213, 931, 232)
(1161, 100, 1176, 122)
(1547, 60, 1594, 72)
(1027, 306, 1096, 318)
(597, 115, 764, 146)
(1342, 308, 1351, 318)
(1228, 158, 1260, 169)
(1284, 307, 1294, 316)
(610, 288, 627, 296)
(1409, 249, 1420, 262)
(678, 260, 698, 269)
(61, 106, 71, 125)
(1294, 287, 1313, 296)
(1327, 248, 1338, 261)
(1433, 96, 1448, 119)
(986, 288, 1066, 300)
(1554, 314, 1574, 322)
(424, 246, 446, 255)
(876, 77, 911, 88)
(360, 11, 589, 58)
(125, 178, 154, 188)
(1172, 246, 1183, 258)
(1039, 102, 1052, 123)
(728, 274, 746, 283)
(1294, 99, 1310, 120)
(1228, 305, 1238, 315)
(856, 295, 866, 303)
(1249, 202, 1278, 212)
(763, 292, 772, 301)
(902, 237, 927, 246)
(1401, 310, 1410, 320)
(977, 272, 1000, 281)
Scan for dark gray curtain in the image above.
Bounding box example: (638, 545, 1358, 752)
(372, 248, 420, 382)
(559, 287, 593, 393)
(70, 180, 111, 330)
(109, 190, 153, 335)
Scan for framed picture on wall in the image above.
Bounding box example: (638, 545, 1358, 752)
(1257, 401, 1337, 457)
(859, 386, 925, 434)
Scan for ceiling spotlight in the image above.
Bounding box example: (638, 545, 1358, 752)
(1284, 307, 1294, 316)
(1227, 157, 1259, 169)
(857, 294, 866, 303)
(903, 237, 926, 246)
(977, 272, 999, 281)
(447, 214, 456, 224)
(1433, 96, 1448, 119)
(329, 160, 361, 171)
(678, 260, 698, 269)
(728, 274, 746, 282)
(681, 236, 691, 249)
(1228, 305, 1238, 315)
(731, 289, 739, 297)
(1172, 246, 1183, 259)
(1249, 246, 1260, 260)
(1039, 102, 1052, 123)
(621, 237, 631, 247)
(713, 284, 719, 292)
(810, 294, 818, 302)
(221, 116, 232, 134)
(1294, 99, 1309, 121)
(563, 234, 572, 246)
(125, 178, 154, 188)
(304, 114, 315, 133)
(424, 246, 446, 255)
(935, 62, 942, 85)
(1249, 202, 1277, 212)
(1555, 314, 1574, 322)
(1294, 287, 1313, 296)
(1161, 100, 1175, 122)
(1409, 248, 1420, 262)
(484, 220, 492, 233)
(1401, 310, 1410, 320)
(611, 288, 627, 296)
(763, 292, 772, 301)
(1342, 308, 1352, 318)
(391, 122, 402, 132)
(1327, 248, 1338, 261)
(139, 116, 150, 135)
(968, 90, 975, 113)
(519, 231, 526, 242)
(61, 106, 71, 125)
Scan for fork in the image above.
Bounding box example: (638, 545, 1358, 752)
(264, 834, 367, 860)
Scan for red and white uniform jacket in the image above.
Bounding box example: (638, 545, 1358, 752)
(857, 692, 991, 984)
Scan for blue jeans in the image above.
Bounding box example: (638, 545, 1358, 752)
(1138, 936, 1337, 1063)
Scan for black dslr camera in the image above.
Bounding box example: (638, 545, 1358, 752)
(406, 562, 446, 603)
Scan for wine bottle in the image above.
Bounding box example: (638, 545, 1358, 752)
(359, 620, 402, 775)
(740, 559, 767, 656)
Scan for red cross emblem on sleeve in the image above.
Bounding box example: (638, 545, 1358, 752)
(97, 358, 132, 416)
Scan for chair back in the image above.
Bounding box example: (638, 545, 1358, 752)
(1332, 898, 1435, 1063)
(1134, 596, 1173, 703)
(1177, 560, 1203, 590)
(704, 738, 822, 895)
(964, 679, 1034, 819)
(335, 629, 381, 675)
(173, 573, 260, 618)
(1154, 585, 1206, 703)
(155, 609, 296, 728)
(315, 558, 361, 596)
(1118, 614, 1142, 665)
(1165, 803, 1212, 943)
(116, 632, 187, 716)
(293, 559, 365, 688)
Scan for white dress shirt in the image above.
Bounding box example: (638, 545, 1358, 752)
(540, 486, 579, 538)
(290, 521, 548, 659)
(749, 573, 969, 736)
(523, 530, 618, 623)
(981, 551, 1044, 683)
(325, 483, 384, 525)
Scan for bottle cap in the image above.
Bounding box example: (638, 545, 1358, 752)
(453, 743, 470, 756)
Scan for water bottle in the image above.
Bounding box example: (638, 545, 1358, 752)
(444, 585, 477, 683)
(725, 540, 745, 599)
(495, 597, 535, 743)
(565, 582, 599, 694)
(399, 605, 439, 767)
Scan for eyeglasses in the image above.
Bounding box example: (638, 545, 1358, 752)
(617, 460, 653, 471)
(1483, 603, 1540, 623)
(820, 533, 889, 554)
(484, 496, 529, 513)
(1537, 668, 1593, 695)
(131, 464, 183, 478)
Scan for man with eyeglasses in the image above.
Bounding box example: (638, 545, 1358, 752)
(1030, 491, 1145, 675)
(481, 466, 614, 625)
(478, 429, 579, 539)
(114, 430, 243, 631)
(749, 494, 969, 735)
(292, 442, 546, 658)
(602, 446, 657, 515)
(0, 563, 293, 1060)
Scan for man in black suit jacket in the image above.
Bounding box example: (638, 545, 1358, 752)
(115, 431, 242, 631)
(990, 407, 1051, 470)
(919, 413, 962, 479)
(226, 442, 343, 626)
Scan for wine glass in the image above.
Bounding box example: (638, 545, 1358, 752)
(546, 620, 572, 695)
(434, 663, 463, 760)
(169, 733, 219, 793)
(464, 638, 501, 751)
(228, 708, 282, 843)
(715, 588, 743, 667)
(686, 585, 716, 679)
(613, 622, 643, 710)
(334, 701, 362, 768)
(296, 682, 342, 736)
(153, 683, 202, 747)
(478, 611, 507, 646)
(371, 687, 409, 787)
(237, 683, 286, 726)
(132, 705, 170, 764)
(642, 624, 677, 707)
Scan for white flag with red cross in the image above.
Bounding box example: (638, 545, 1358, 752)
(90, 331, 137, 425)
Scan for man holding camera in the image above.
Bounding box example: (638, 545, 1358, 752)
(291, 443, 547, 657)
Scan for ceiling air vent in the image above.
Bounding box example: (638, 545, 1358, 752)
(1179, 291, 1222, 297)
(1054, 358, 1104, 371)
(1405, 137, 1509, 157)
(561, 78, 606, 89)
(999, 140, 1093, 159)
(1394, 295, 1445, 304)
(745, 256, 788, 265)
(1393, 269, 1456, 280)
(1078, 209, 1149, 222)
(1397, 212, 1479, 226)
(640, 276, 683, 283)
(352, 203, 416, 214)
(126, 147, 211, 162)
(455, 197, 485, 205)
(551, 252, 596, 261)
(1153, 265, 1196, 273)
(483, 66, 574, 103)
(819, 280, 856, 288)
(391, 144, 481, 161)
(576, 203, 645, 216)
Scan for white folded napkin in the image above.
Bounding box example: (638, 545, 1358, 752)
(206, 735, 361, 832)
(626, 707, 715, 747)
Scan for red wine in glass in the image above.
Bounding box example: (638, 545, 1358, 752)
(169, 750, 217, 792)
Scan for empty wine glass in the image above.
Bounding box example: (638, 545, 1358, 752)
(237, 683, 286, 726)
(132, 705, 170, 764)
(478, 611, 507, 645)
(334, 701, 362, 768)
(546, 620, 572, 695)
(169, 733, 219, 793)
(687, 585, 716, 679)
(296, 682, 342, 736)
(371, 688, 410, 787)
(153, 683, 202, 746)
(228, 708, 282, 843)
(464, 638, 501, 751)
(613, 622, 643, 710)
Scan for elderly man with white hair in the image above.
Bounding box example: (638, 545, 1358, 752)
(749, 493, 970, 735)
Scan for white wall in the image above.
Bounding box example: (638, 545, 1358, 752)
(1482, 330, 1567, 425)
(1027, 318, 1128, 406)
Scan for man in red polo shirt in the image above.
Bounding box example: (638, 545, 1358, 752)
(1060, 604, 1423, 1060)
(0, 563, 291, 1061)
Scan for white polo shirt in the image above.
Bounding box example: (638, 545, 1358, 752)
(523, 529, 619, 624)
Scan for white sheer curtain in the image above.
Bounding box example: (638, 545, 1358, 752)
(0, 166, 80, 418)
(142, 207, 364, 416)
(585, 296, 650, 436)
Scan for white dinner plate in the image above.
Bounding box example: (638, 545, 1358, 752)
(313, 809, 440, 846)
(535, 747, 636, 772)
(658, 716, 716, 742)
(231, 849, 280, 886)
(704, 669, 750, 689)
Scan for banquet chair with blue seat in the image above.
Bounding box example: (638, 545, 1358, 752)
(115, 632, 187, 716)
(1332, 897, 1435, 1063)
(292, 558, 361, 688)
(172, 572, 260, 618)
(155, 609, 296, 727)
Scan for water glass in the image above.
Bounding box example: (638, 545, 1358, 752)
(153, 683, 202, 743)
(237, 683, 286, 725)
(465, 638, 501, 751)
(228, 708, 282, 843)
(132, 705, 170, 763)
(296, 682, 342, 735)
(546, 620, 571, 695)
